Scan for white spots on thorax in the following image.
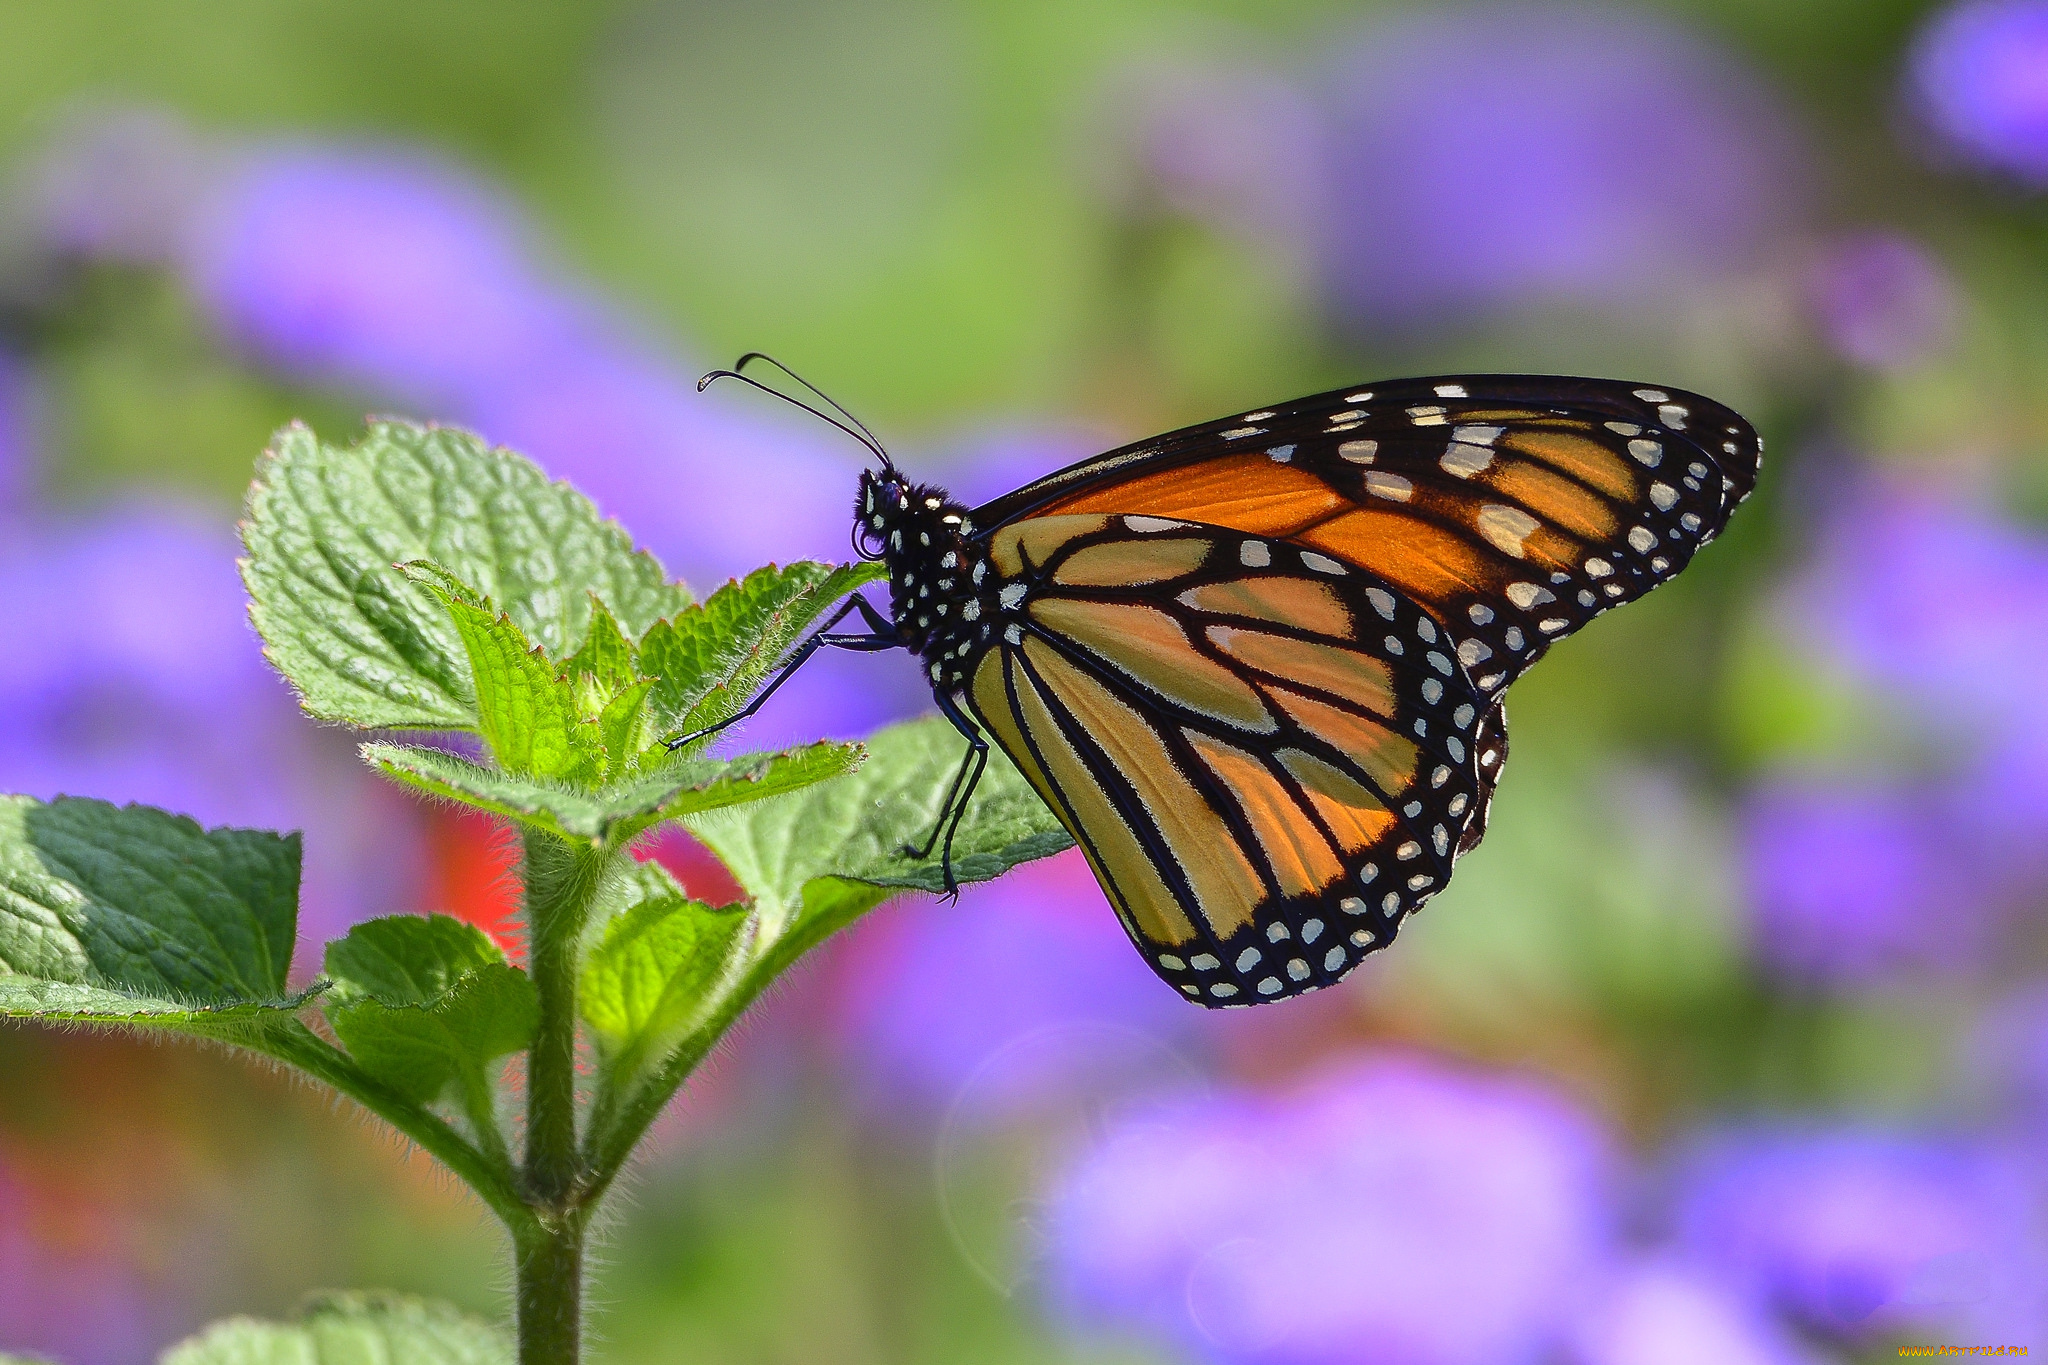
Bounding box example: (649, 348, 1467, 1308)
(889, 529, 903, 550)
(961, 600, 982, 622)
(1658, 404, 1689, 430)
(1433, 383, 1468, 398)
(1476, 503, 1540, 557)
(1240, 540, 1271, 568)
(1627, 526, 1657, 554)
(972, 560, 988, 584)
(1300, 551, 1348, 575)
(1004, 623, 1024, 644)
(942, 514, 962, 526)
(941, 551, 958, 569)
(1339, 439, 1378, 463)
(1267, 445, 1296, 463)
(1440, 442, 1495, 478)
(1407, 405, 1448, 425)
(1628, 439, 1663, 467)
(998, 582, 1028, 610)
(1365, 471, 1413, 501)
(1649, 483, 1678, 511)
(919, 531, 931, 547)
(1633, 388, 1669, 402)
(1125, 515, 1181, 532)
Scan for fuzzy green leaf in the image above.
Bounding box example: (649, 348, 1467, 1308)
(160, 1291, 511, 1364)
(581, 861, 745, 1088)
(642, 561, 886, 737)
(364, 740, 862, 846)
(403, 564, 602, 782)
(688, 716, 1070, 956)
(241, 419, 690, 729)
(0, 796, 314, 1034)
(563, 596, 638, 692)
(322, 916, 537, 1107)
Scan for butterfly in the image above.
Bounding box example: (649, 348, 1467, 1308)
(678, 359, 1761, 1007)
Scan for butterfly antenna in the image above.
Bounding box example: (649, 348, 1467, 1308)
(733, 352, 895, 470)
(697, 368, 894, 470)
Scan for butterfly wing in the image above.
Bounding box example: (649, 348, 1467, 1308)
(969, 375, 1761, 699)
(961, 514, 1503, 1005)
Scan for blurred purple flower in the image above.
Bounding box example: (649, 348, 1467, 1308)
(1093, 55, 1323, 246)
(1739, 778, 1992, 984)
(1048, 1056, 1613, 1365)
(838, 850, 1202, 1125)
(29, 105, 219, 266)
(0, 348, 34, 517)
(1966, 985, 2048, 1136)
(0, 1156, 167, 1365)
(1319, 2, 1801, 328)
(1909, 0, 2048, 188)
(1673, 1127, 2045, 1340)
(1807, 232, 1957, 370)
(0, 501, 424, 958)
(1568, 1256, 1823, 1365)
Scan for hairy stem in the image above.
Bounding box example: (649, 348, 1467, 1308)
(517, 827, 607, 1361)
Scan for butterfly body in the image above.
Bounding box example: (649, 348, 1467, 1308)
(710, 371, 1760, 1007)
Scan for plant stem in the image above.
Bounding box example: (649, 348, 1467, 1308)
(517, 827, 607, 1362)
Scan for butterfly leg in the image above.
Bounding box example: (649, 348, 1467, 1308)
(899, 689, 987, 900)
(664, 593, 899, 750)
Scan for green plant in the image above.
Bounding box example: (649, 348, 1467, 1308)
(0, 420, 1068, 1362)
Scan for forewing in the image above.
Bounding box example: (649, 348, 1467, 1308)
(972, 375, 1761, 698)
(963, 515, 1503, 1007)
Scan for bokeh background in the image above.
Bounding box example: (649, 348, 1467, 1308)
(2, 0, 2045, 1360)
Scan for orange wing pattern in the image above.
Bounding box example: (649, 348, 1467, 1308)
(972, 376, 1761, 700)
(962, 514, 1505, 1004)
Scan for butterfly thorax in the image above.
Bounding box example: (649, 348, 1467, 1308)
(857, 469, 997, 693)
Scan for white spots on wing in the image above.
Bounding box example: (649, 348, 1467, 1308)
(1329, 410, 1367, 430)
(1303, 918, 1326, 942)
(1627, 526, 1657, 554)
(1407, 874, 1434, 891)
(1458, 639, 1491, 666)
(1452, 424, 1503, 446)
(1406, 405, 1448, 425)
(1584, 557, 1613, 578)
(1649, 483, 1678, 511)
(1503, 626, 1525, 649)
(1440, 442, 1495, 478)
(1221, 426, 1263, 440)
(1125, 515, 1181, 532)
(1402, 800, 1423, 817)
(998, 582, 1028, 609)
(1434, 383, 1468, 398)
(1365, 471, 1414, 501)
(1236, 947, 1262, 971)
(1301, 551, 1348, 575)
(1267, 445, 1296, 463)
(1628, 438, 1663, 467)
(1477, 671, 1502, 689)
(1477, 504, 1540, 558)
(1688, 461, 1710, 478)
(1382, 891, 1401, 913)
(1680, 512, 1702, 532)
(1431, 765, 1450, 787)
(1004, 623, 1024, 644)
(1257, 976, 1283, 996)
(1427, 651, 1453, 676)
(1240, 540, 1271, 568)
(1384, 635, 1405, 656)
(1396, 840, 1421, 860)
(1190, 953, 1221, 971)
(1446, 736, 1466, 762)
(1452, 703, 1475, 728)
(1432, 825, 1450, 856)
(1346, 390, 1375, 402)
(1723, 441, 1739, 455)
(1366, 587, 1396, 620)
(1287, 957, 1311, 982)
(1421, 677, 1443, 703)
(1605, 421, 1641, 436)
(1267, 922, 1291, 942)
(1603, 582, 1625, 597)
(1577, 589, 1596, 607)
(1324, 946, 1346, 972)
(1651, 556, 1671, 573)
(1350, 928, 1376, 948)
(1338, 439, 1379, 463)
(1158, 954, 1185, 971)
(1242, 410, 1276, 422)
(1211, 983, 1239, 998)
(1416, 616, 1437, 643)
(1468, 603, 1494, 625)
(1658, 404, 1689, 429)
(1539, 617, 1570, 633)
(1447, 793, 1469, 816)
(1633, 388, 1669, 402)
(1358, 863, 1378, 885)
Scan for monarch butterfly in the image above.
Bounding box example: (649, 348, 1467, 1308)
(679, 358, 1761, 1006)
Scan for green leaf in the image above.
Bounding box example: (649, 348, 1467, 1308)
(641, 560, 886, 736)
(160, 1291, 511, 1364)
(322, 916, 537, 1107)
(581, 861, 746, 1088)
(365, 740, 862, 846)
(241, 419, 690, 729)
(403, 563, 602, 783)
(563, 596, 638, 692)
(688, 716, 1070, 955)
(0, 796, 314, 1034)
